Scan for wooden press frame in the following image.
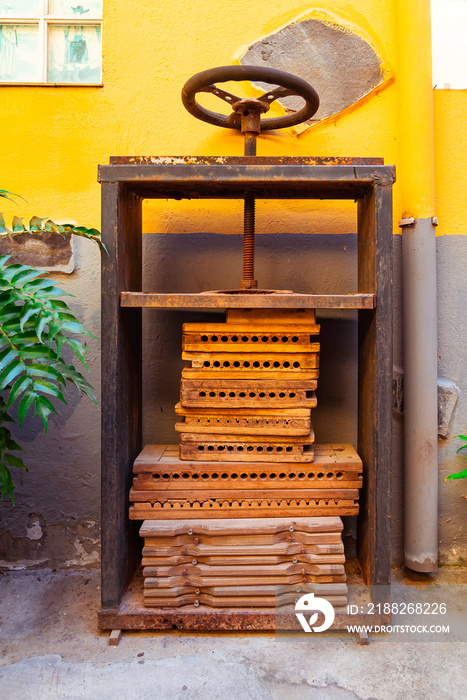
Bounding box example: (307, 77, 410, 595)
(98, 156, 394, 630)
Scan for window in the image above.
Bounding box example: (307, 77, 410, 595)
(432, 0, 467, 89)
(0, 1, 102, 84)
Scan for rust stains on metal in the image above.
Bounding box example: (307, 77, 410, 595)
(119, 292, 376, 309)
(109, 155, 384, 166)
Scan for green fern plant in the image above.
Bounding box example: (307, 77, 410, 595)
(0, 254, 98, 503)
(0, 191, 103, 504)
(0, 188, 104, 250)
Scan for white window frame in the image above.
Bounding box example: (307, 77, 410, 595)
(0, 0, 102, 85)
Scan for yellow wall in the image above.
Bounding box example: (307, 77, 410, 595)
(1, 0, 466, 237)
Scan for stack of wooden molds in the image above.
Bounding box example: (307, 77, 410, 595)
(128, 307, 363, 611)
(175, 309, 319, 462)
(140, 517, 348, 609)
(129, 443, 362, 610)
(129, 443, 362, 519)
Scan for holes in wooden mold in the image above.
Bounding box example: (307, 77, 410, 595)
(198, 358, 305, 370)
(195, 389, 310, 400)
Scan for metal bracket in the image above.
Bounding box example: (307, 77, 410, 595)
(398, 217, 415, 227)
(398, 216, 438, 227)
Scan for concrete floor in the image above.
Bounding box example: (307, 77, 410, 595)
(0, 567, 466, 700)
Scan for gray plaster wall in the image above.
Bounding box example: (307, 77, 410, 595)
(1, 229, 466, 569)
(0, 238, 102, 569)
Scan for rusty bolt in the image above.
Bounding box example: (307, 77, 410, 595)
(193, 537, 200, 544)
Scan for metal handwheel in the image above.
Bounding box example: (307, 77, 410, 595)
(181, 65, 320, 291)
(181, 65, 319, 135)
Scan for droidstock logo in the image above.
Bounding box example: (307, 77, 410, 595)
(294, 593, 335, 633)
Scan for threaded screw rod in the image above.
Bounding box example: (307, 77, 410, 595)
(243, 193, 256, 284)
(240, 132, 258, 289)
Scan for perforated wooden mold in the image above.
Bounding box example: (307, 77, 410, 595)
(174, 404, 312, 436)
(182, 323, 320, 354)
(182, 352, 320, 381)
(131, 449, 361, 518)
(134, 445, 362, 471)
(178, 432, 315, 462)
(133, 466, 362, 490)
(180, 379, 317, 408)
(130, 495, 359, 520)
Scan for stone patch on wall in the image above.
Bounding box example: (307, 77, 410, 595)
(0, 230, 74, 273)
(240, 17, 388, 131)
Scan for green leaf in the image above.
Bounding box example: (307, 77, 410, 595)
(0, 347, 17, 373)
(4, 453, 27, 470)
(0, 189, 25, 203)
(66, 337, 89, 368)
(34, 378, 65, 402)
(0, 255, 12, 269)
(6, 375, 31, 408)
(11, 216, 25, 233)
(61, 321, 94, 337)
(445, 469, 467, 481)
(13, 333, 40, 349)
(0, 313, 22, 326)
(48, 299, 70, 310)
(0, 359, 24, 391)
(18, 392, 36, 427)
(55, 363, 97, 403)
(20, 303, 41, 331)
(48, 319, 63, 345)
(27, 363, 62, 381)
(29, 216, 47, 231)
(9, 265, 35, 283)
(34, 395, 58, 430)
(5, 437, 23, 452)
(19, 344, 56, 361)
(2, 262, 38, 283)
(55, 311, 78, 322)
(12, 267, 42, 287)
(54, 332, 65, 359)
(34, 286, 71, 299)
(22, 277, 54, 293)
(0, 463, 16, 504)
(0, 412, 14, 423)
(35, 313, 50, 342)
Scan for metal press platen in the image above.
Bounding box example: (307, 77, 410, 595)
(181, 66, 319, 292)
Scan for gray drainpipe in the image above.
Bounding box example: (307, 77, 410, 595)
(401, 216, 438, 572)
(397, 0, 439, 573)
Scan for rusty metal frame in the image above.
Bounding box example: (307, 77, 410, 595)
(98, 156, 394, 630)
